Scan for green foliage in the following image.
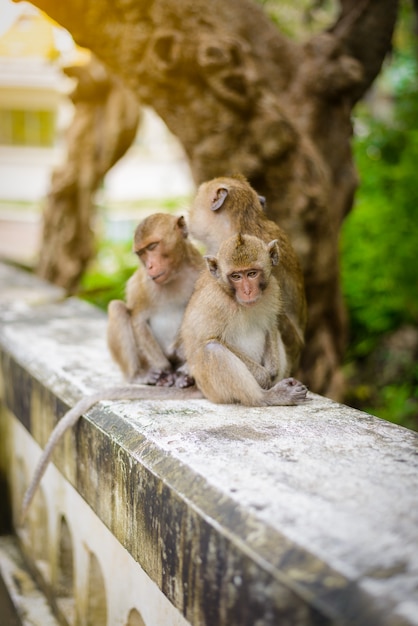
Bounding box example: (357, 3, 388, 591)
(342, 123, 418, 354)
(341, 4, 418, 429)
(373, 379, 418, 430)
(78, 239, 137, 310)
(342, 12, 418, 353)
(256, 0, 336, 37)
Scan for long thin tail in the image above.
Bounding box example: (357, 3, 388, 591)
(20, 384, 202, 521)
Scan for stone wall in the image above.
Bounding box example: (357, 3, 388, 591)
(0, 261, 417, 626)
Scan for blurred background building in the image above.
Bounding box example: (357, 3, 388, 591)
(0, 0, 194, 264)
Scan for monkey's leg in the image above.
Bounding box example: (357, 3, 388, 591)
(262, 329, 290, 382)
(196, 341, 266, 406)
(131, 319, 174, 383)
(107, 300, 143, 380)
(278, 313, 305, 375)
(226, 346, 273, 389)
(195, 342, 308, 406)
(263, 378, 309, 406)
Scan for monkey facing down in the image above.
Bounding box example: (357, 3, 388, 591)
(181, 233, 308, 406)
(188, 174, 307, 375)
(21, 210, 307, 518)
(107, 212, 204, 387)
(21, 212, 205, 519)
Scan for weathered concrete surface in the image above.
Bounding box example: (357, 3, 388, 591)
(0, 261, 418, 626)
(0, 536, 59, 626)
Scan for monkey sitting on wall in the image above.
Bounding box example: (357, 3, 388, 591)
(181, 233, 308, 406)
(21, 216, 307, 519)
(21, 212, 204, 519)
(107, 212, 204, 387)
(188, 174, 307, 376)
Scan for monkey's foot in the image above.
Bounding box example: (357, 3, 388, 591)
(269, 377, 309, 405)
(174, 372, 195, 388)
(145, 369, 175, 387)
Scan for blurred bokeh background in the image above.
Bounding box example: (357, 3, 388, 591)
(0, 0, 417, 428)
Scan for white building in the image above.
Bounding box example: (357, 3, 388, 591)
(0, 3, 193, 204)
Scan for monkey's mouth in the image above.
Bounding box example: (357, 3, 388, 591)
(238, 296, 260, 306)
(150, 271, 167, 283)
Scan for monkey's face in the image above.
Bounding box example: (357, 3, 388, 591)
(134, 213, 189, 286)
(227, 267, 267, 306)
(136, 238, 176, 285)
(206, 233, 276, 306)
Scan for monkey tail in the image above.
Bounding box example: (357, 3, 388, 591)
(20, 384, 202, 521)
(20, 390, 107, 521)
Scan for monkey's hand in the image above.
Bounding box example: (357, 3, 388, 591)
(174, 364, 195, 388)
(265, 377, 309, 406)
(145, 368, 176, 387)
(175, 372, 195, 388)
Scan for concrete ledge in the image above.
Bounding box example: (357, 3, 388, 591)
(0, 261, 418, 626)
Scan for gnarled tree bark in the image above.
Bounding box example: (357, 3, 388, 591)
(29, 0, 398, 397)
(37, 57, 140, 292)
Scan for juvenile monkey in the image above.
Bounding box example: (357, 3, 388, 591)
(181, 233, 308, 406)
(107, 212, 204, 387)
(188, 175, 307, 374)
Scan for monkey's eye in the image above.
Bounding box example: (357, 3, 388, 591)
(230, 273, 242, 281)
(146, 242, 159, 251)
(247, 270, 259, 278)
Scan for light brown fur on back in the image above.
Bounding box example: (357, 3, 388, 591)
(188, 176, 307, 374)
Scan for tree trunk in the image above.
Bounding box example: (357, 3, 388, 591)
(37, 57, 140, 292)
(28, 0, 398, 397)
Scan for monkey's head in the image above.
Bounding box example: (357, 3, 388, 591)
(205, 233, 279, 306)
(133, 213, 189, 285)
(189, 175, 266, 254)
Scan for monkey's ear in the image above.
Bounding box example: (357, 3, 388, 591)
(267, 240, 279, 266)
(211, 187, 228, 211)
(176, 215, 188, 238)
(258, 195, 266, 211)
(204, 255, 219, 277)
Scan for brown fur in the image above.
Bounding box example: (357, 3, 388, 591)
(188, 175, 307, 373)
(181, 234, 308, 406)
(22, 213, 205, 520)
(107, 213, 204, 385)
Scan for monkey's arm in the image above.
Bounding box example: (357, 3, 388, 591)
(225, 343, 274, 389)
(131, 316, 173, 370)
(127, 271, 177, 372)
(191, 341, 307, 406)
(108, 300, 144, 380)
(108, 300, 172, 382)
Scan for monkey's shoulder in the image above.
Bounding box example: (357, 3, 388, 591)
(183, 277, 230, 330)
(184, 246, 205, 270)
(175, 263, 204, 294)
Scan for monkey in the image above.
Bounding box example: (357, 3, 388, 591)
(180, 232, 309, 406)
(20, 384, 203, 520)
(107, 212, 204, 387)
(21, 213, 205, 519)
(187, 174, 307, 375)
